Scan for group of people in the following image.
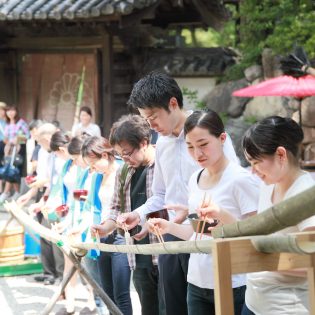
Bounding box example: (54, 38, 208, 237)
(8, 71, 315, 315)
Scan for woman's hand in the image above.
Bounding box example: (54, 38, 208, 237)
(197, 200, 237, 226)
(196, 200, 221, 221)
(147, 218, 171, 235)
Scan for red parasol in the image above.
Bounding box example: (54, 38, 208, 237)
(232, 74, 315, 125)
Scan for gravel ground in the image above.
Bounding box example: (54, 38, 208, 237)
(0, 273, 141, 315)
(0, 209, 141, 315)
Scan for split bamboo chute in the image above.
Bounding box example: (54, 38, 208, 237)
(4, 185, 315, 315)
(3, 183, 315, 256)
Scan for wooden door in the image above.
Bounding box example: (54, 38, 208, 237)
(18, 52, 98, 131)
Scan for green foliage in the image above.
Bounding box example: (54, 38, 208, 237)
(238, 0, 315, 62)
(219, 112, 229, 125)
(182, 87, 207, 109)
(244, 116, 258, 125)
(224, 0, 315, 80)
(181, 28, 221, 47)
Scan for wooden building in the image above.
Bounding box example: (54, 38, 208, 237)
(0, 0, 235, 134)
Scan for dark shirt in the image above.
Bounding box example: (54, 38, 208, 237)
(130, 165, 152, 268)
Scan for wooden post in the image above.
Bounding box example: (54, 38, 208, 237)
(307, 254, 315, 315)
(101, 32, 113, 136)
(41, 265, 77, 315)
(213, 239, 234, 315)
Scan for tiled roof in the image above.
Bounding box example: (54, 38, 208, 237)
(0, 0, 158, 21)
(141, 48, 236, 77)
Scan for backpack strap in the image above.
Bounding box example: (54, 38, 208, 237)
(119, 163, 129, 213)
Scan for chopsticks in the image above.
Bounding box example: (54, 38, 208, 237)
(153, 225, 164, 244)
(195, 192, 212, 240)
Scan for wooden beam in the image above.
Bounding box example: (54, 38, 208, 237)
(101, 32, 113, 136)
(191, 0, 224, 30)
(4, 36, 104, 50)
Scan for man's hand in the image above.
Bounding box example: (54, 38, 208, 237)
(117, 212, 140, 230)
(133, 224, 149, 241)
(91, 224, 108, 238)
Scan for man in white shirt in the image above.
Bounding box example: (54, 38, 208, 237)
(117, 72, 238, 315)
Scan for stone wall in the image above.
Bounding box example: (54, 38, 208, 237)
(202, 49, 315, 166)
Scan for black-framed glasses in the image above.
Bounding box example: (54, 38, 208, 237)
(118, 147, 136, 160)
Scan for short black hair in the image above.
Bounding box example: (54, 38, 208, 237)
(127, 71, 183, 111)
(242, 116, 304, 163)
(184, 110, 224, 137)
(109, 114, 151, 149)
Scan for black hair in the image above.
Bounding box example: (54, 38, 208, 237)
(80, 106, 92, 117)
(50, 131, 71, 152)
(109, 114, 151, 149)
(81, 136, 115, 162)
(242, 116, 304, 163)
(184, 110, 225, 137)
(127, 71, 183, 111)
(68, 136, 84, 155)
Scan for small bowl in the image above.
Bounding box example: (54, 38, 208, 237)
(146, 208, 169, 221)
(187, 213, 218, 233)
(55, 204, 69, 218)
(73, 189, 88, 201)
(25, 175, 36, 186)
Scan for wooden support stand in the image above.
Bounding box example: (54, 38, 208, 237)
(212, 234, 315, 315)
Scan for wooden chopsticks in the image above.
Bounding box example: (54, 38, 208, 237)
(196, 192, 212, 240)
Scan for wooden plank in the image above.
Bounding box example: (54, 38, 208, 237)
(213, 240, 234, 315)
(229, 238, 313, 274)
(211, 233, 315, 275)
(6, 37, 103, 49)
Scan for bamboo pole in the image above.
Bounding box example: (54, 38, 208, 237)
(212, 185, 315, 239)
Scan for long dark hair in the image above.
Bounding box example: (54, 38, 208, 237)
(184, 110, 225, 137)
(68, 136, 84, 155)
(5, 105, 20, 123)
(242, 116, 304, 164)
(50, 131, 71, 152)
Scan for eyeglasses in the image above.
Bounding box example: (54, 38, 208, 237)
(118, 147, 136, 160)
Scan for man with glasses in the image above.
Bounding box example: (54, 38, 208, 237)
(91, 114, 161, 315)
(116, 71, 238, 315)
